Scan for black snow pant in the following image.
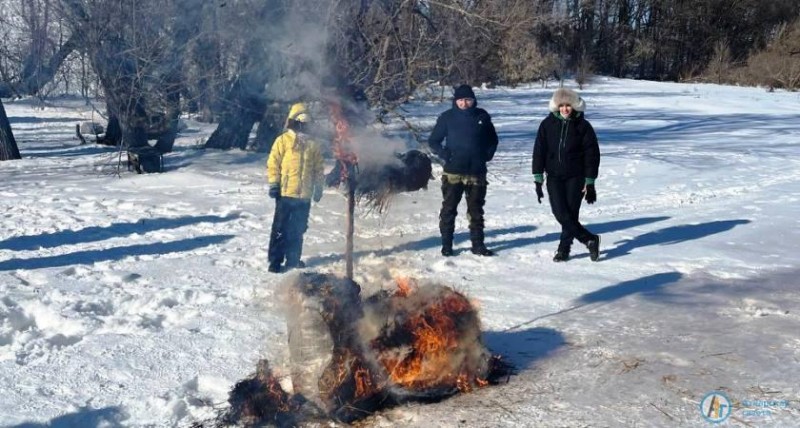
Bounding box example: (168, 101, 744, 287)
(546, 175, 595, 253)
(439, 175, 488, 251)
(268, 196, 311, 269)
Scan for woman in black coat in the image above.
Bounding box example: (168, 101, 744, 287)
(532, 88, 601, 262)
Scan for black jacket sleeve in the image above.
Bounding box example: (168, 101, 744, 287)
(483, 113, 499, 161)
(582, 121, 600, 179)
(427, 112, 448, 159)
(532, 120, 548, 174)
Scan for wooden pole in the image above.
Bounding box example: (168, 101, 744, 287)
(326, 98, 358, 279)
(345, 175, 356, 280)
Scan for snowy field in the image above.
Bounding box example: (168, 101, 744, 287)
(1, 77, 799, 427)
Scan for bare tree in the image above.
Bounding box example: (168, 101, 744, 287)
(56, 0, 209, 151)
(0, 0, 78, 97)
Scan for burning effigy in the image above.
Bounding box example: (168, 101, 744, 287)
(220, 273, 510, 427)
(323, 98, 433, 212)
(326, 149, 433, 210)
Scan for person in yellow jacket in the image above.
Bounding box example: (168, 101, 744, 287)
(266, 102, 325, 273)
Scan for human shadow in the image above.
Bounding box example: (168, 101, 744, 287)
(575, 271, 683, 305)
(602, 219, 751, 260)
(304, 225, 536, 267)
(8, 405, 127, 428)
(490, 216, 670, 253)
(0, 235, 234, 271)
(0, 214, 240, 251)
(482, 327, 565, 371)
(499, 272, 683, 334)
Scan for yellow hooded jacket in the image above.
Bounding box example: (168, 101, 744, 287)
(267, 129, 324, 199)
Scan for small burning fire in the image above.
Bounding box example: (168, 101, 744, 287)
(222, 360, 300, 427)
(220, 273, 511, 426)
(369, 277, 492, 395)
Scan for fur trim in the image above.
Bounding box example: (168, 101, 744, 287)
(548, 88, 585, 113)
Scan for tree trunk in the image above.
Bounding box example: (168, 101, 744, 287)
(251, 101, 287, 153)
(0, 99, 21, 161)
(203, 4, 274, 151)
(91, 42, 150, 149)
(153, 0, 201, 154)
(204, 108, 261, 150)
(153, 61, 185, 153)
(204, 77, 265, 150)
(105, 113, 122, 145)
(94, 111, 122, 147)
(153, 90, 181, 154)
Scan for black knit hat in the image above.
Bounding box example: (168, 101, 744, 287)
(453, 84, 476, 100)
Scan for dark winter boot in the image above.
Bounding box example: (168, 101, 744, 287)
(285, 260, 306, 270)
(553, 250, 570, 262)
(441, 236, 454, 257)
(470, 228, 495, 256)
(586, 235, 601, 262)
(471, 246, 495, 256)
(268, 263, 281, 273)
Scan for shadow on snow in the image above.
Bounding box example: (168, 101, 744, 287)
(482, 327, 566, 371)
(0, 214, 240, 251)
(601, 219, 751, 260)
(8, 406, 127, 428)
(575, 271, 683, 305)
(0, 235, 234, 271)
(304, 225, 537, 267)
(501, 271, 684, 333)
(8, 116, 86, 124)
(490, 216, 670, 254)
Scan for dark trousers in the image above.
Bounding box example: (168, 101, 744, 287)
(268, 197, 311, 268)
(547, 175, 594, 252)
(439, 177, 487, 249)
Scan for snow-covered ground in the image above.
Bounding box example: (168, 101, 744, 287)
(1, 78, 799, 427)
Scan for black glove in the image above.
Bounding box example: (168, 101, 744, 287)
(268, 184, 280, 199)
(584, 184, 596, 204)
(313, 185, 323, 203)
(535, 182, 544, 204)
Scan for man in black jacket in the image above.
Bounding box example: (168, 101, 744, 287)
(533, 88, 601, 262)
(429, 84, 499, 256)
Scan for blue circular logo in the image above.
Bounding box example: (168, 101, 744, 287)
(700, 391, 732, 423)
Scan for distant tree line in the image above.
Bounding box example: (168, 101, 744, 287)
(0, 0, 798, 161)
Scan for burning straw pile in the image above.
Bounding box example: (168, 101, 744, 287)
(221, 273, 509, 427)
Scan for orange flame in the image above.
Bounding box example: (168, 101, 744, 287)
(327, 100, 358, 182)
(354, 366, 373, 398)
(394, 276, 415, 297)
(376, 282, 487, 392)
